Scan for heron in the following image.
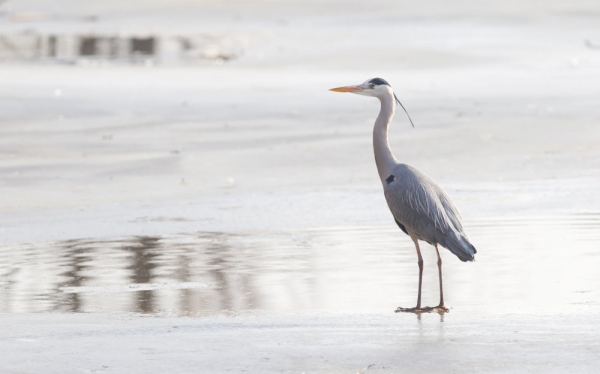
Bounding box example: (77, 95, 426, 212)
(330, 78, 476, 313)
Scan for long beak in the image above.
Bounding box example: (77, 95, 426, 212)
(329, 85, 362, 93)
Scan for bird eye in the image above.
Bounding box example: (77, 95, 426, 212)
(369, 83, 375, 89)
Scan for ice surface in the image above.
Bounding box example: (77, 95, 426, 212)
(3, 312, 600, 373)
(1, 0, 600, 372)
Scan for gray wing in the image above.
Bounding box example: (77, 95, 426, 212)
(383, 164, 476, 261)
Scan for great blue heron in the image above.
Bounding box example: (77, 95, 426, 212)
(330, 78, 476, 313)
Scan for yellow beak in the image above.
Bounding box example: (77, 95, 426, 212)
(329, 85, 361, 93)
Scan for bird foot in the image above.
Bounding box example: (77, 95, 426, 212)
(395, 306, 430, 313)
(395, 305, 449, 314)
(430, 305, 449, 313)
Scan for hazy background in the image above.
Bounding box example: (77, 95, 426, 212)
(1, 0, 599, 314)
(1, 1, 600, 373)
(1, 0, 599, 242)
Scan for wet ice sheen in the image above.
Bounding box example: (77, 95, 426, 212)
(1, 214, 599, 315)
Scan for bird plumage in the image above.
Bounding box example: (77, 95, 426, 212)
(384, 163, 476, 262)
(330, 77, 477, 311)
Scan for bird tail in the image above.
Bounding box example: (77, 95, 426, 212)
(439, 231, 477, 262)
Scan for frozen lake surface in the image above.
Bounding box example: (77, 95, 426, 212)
(1, 0, 600, 372)
(3, 311, 600, 373)
(2, 215, 600, 372)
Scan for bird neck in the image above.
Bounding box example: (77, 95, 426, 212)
(373, 93, 398, 183)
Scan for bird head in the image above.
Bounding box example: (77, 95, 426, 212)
(330, 77, 392, 98)
(330, 77, 415, 127)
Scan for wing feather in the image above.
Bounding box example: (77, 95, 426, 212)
(383, 164, 475, 261)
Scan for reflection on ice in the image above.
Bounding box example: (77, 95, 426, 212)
(1, 214, 599, 315)
(0, 32, 242, 64)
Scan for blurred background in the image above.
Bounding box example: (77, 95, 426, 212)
(1, 0, 599, 315)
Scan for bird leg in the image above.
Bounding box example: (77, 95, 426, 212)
(432, 245, 449, 313)
(395, 239, 430, 313)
